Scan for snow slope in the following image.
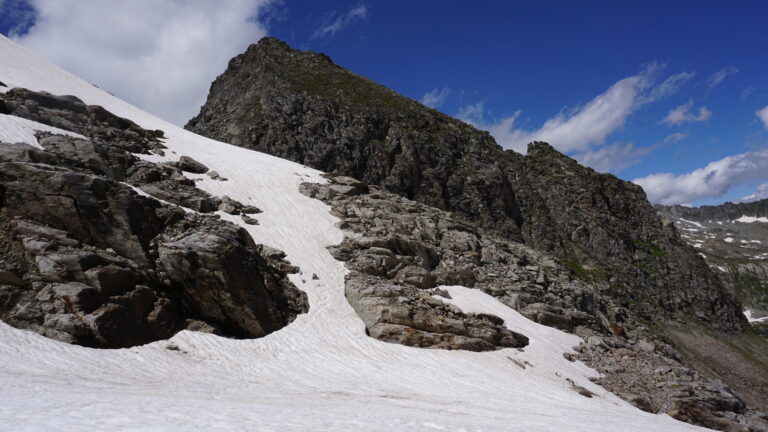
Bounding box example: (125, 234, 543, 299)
(0, 35, 708, 431)
(0, 114, 86, 149)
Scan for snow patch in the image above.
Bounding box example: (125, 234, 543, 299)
(0, 113, 87, 149)
(679, 218, 704, 228)
(744, 309, 768, 323)
(734, 216, 768, 224)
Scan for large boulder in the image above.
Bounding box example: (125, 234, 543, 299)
(0, 88, 308, 348)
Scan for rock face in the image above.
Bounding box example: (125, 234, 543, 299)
(303, 177, 532, 351)
(0, 88, 308, 348)
(657, 201, 768, 327)
(186, 37, 745, 333)
(303, 174, 767, 431)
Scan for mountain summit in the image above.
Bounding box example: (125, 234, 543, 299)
(185, 39, 768, 428)
(187, 37, 744, 332)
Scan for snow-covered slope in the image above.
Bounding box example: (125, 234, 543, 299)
(0, 35, 708, 431)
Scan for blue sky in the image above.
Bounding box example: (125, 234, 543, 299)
(2, 0, 768, 206)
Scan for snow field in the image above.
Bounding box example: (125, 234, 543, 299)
(0, 35, 708, 431)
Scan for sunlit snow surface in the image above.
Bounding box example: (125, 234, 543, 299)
(0, 35, 708, 431)
(0, 113, 87, 149)
(734, 216, 768, 224)
(745, 309, 768, 323)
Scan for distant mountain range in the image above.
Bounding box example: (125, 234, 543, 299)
(658, 199, 768, 321)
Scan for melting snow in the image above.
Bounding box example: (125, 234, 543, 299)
(734, 216, 768, 224)
(0, 113, 87, 149)
(744, 310, 768, 323)
(724, 237, 734, 243)
(0, 35, 708, 431)
(679, 218, 705, 228)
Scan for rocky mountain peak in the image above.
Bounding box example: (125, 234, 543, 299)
(186, 38, 746, 334)
(526, 140, 561, 156)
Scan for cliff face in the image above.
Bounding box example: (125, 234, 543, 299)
(0, 88, 308, 348)
(658, 200, 768, 321)
(186, 37, 745, 332)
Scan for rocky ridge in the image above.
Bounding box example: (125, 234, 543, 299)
(186, 37, 746, 334)
(305, 173, 768, 431)
(657, 201, 768, 327)
(0, 88, 307, 348)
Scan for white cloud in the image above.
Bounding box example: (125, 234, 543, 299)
(740, 182, 768, 203)
(572, 142, 656, 174)
(452, 64, 693, 173)
(708, 66, 739, 89)
(643, 71, 695, 103)
(456, 101, 490, 126)
(13, 0, 271, 125)
(633, 149, 768, 204)
(486, 73, 649, 153)
(461, 65, 692, 156)
(312, 2, 368, 39)
(740, 86, 756, 101)
(663, 132, 688, 144)
(661, 100, 712, 126)
(757, 105, 768, 130)
(421, 86, 450, 108)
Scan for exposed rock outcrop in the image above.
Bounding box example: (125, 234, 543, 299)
(660, 199, 768, 222)
(0, 89, 307, 348)
(304, 173, 767, 431)
(657, 200, 768, 324)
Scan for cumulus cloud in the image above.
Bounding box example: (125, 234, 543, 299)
(739, 182, 768, 203)
(757, 105, 768, 130)
(572, 142, 656, 174)
(708, 66, 739, 89)
(483, 74, 649, 153)
(421, 86, 450, 108)
(661, 100, 712, 126)
(313, 2, 368, 39)
(456, 101, 490, 126)
(466, 65, 691, 156)
(633, 148, 768, 204)
(452, 64, 693, 172)
(13, 0, 271, 125)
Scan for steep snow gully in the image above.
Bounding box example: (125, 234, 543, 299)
(0, 35, 708, 431)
